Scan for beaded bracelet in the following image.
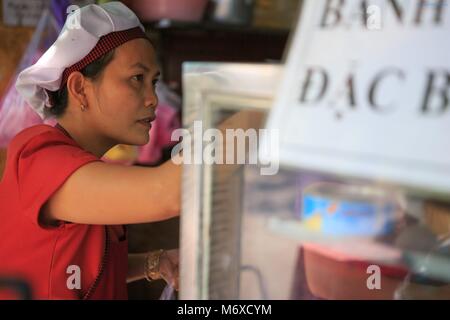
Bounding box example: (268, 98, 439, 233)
(145, 249, 164, 282)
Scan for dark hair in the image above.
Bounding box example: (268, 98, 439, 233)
(45, 49, 115, 118)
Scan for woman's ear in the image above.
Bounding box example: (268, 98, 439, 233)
(66, 71, 89, 110)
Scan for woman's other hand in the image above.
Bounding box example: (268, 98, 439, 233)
(156, 249, 179, 291)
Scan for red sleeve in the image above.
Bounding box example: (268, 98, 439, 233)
(14, 127, 100, 228)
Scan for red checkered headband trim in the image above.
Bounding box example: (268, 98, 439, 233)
(47, 26, 149, 105)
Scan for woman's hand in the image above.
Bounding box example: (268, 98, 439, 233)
(155, 249, 179, 291)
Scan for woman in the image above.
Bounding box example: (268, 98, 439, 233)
(0, 2, 181, 299)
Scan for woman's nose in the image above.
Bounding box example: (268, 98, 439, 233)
(145, 90, 158, 109)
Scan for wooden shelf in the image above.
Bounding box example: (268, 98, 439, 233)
(144, 20, 290, 94)
(147, 19, 291, 36)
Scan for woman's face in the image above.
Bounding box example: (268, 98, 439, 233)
(86, 38, 160, 146)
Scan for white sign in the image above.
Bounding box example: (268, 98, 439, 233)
(263, 0, 450, 194)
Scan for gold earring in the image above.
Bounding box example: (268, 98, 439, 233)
(81, 104, 86, 111)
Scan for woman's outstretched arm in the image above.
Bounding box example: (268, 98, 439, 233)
(41, 158, 182, 225)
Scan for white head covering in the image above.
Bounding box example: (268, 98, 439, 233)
(16, 1, 148, 119)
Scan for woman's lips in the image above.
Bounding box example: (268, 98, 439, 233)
(137, 120, 152, 128)
(137, 116, 156, 128)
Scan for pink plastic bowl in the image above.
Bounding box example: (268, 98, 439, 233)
(129, 0, 208, 22)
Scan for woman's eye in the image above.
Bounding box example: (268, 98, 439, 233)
(132, 74, 144, 82)
(152, 79, 159, 87)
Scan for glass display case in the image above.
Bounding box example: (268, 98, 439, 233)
(178, 62, 450, 300)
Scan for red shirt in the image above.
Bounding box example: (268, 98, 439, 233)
(0, 124, 128, 299)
